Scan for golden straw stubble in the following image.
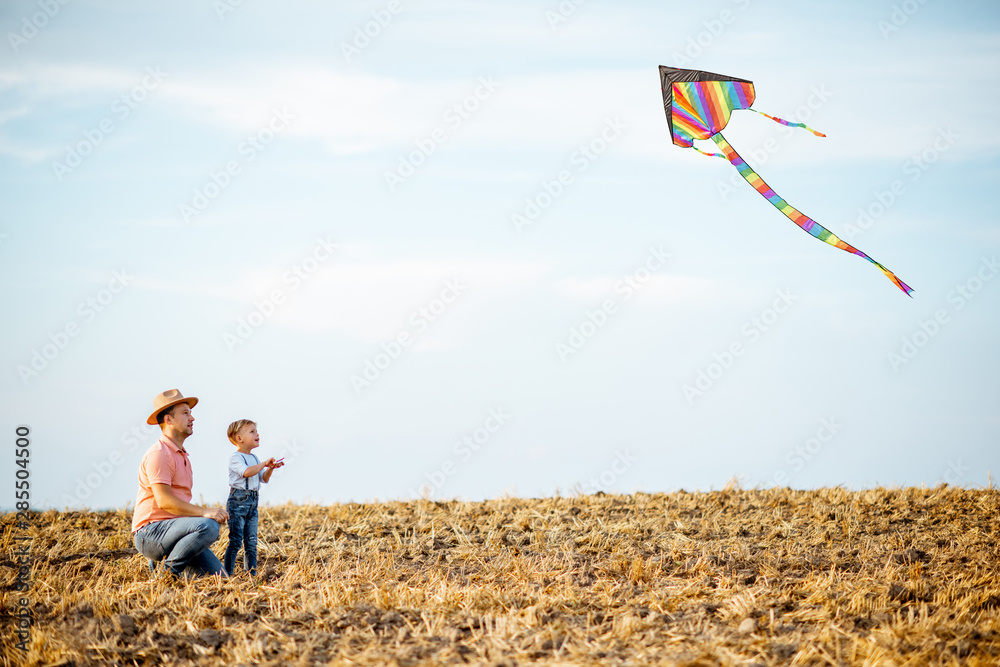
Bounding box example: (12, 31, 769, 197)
(2, 486, 998, 665)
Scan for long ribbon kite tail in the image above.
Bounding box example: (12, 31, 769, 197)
(710, 133, 913, 296)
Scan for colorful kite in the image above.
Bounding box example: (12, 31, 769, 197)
(659, 66, 913, 296)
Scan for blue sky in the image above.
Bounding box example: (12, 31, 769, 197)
(2, 0, 998, 510)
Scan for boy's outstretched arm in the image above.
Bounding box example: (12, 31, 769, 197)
(242, 457, 274, 479)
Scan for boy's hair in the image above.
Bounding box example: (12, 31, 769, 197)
(227, 419, 256, 445)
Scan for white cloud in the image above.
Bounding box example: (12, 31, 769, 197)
(0, 63, 137, 95)
(149, 63, 659, 159)
(157, 64, 416, 155)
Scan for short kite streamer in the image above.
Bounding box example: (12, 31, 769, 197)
(659, 66, 913, 296)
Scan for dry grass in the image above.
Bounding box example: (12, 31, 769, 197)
(3, 486, 1000, 666)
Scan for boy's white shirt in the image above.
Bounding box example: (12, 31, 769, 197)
(228, 451, 268, 491)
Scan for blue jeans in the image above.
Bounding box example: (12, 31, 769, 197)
(133, 517, 227, 578)
(223, 489, 259, 576)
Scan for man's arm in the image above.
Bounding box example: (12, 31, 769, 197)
(151, 483, 228, 523)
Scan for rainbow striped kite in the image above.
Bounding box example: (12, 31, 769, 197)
(659, 66, 913, 296)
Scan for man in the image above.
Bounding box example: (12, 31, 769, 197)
(131, 389, 228, 577)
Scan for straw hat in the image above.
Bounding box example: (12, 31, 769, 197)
(146, 389, 199, 425)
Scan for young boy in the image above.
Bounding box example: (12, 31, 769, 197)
(223, 419, 284, 576)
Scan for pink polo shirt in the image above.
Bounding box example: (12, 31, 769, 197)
(131, 436, 194, 532)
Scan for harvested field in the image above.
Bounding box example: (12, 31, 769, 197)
(2, 486, 1000, 666)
